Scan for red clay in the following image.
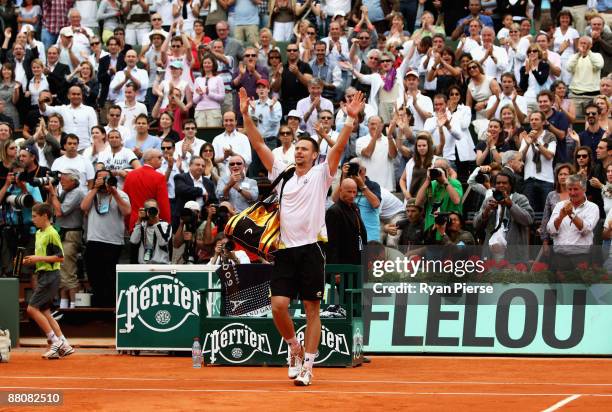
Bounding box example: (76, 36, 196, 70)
(1, 353, 611, 411)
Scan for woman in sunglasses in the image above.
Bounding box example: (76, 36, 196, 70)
(351, 50, 411, 124)
(267, 49, 283, 98)
(519, 44, 550, 112)
(573, 146, 604, 217)
(199, 143, 220, 184)
(465, 60, 500, 121)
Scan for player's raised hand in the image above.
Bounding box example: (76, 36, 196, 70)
(346, 90, 365, 118)
(238, 87, 249, 115)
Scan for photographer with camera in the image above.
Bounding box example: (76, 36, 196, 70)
(129, 199, 172, 264)
(173, 156, 217, 231)
(209, 234, 250, 265)
(473, 171, 534, 262)
(172, 200, 201, 264)
(332, 159, 381, 242)
(18, 146, 51, 201)
(80, 169, 131, 307)
(415, 158, 463, 235)
(46, 169, 85, 309)
(0, 163, 43, 276)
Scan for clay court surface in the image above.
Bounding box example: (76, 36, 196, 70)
(1, 352, 612, 411)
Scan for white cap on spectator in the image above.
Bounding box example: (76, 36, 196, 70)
(148, 29, 167, 40)
(333, 11, 346, 19)
(404, 69, 419, 78)
(287, 110, 302, 120)
(184, 201, 200, 212)
(20, 24, 34, 34)
(60, 27, 74, 37)
(170, 60, 183, 70)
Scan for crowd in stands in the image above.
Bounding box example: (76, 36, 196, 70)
(0, 0, 611, 308)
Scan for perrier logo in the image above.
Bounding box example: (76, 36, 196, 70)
(203, 323, 272, 364)
(117, 275, 200, 334)
(278, 324, 349, 363)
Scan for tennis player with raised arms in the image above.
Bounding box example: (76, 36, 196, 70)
(239, 87, 365, 386)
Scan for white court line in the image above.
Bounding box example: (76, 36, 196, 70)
(541, 394, 582, 412)
(0, 386, 611, 398)
(4, 376, 612, 387)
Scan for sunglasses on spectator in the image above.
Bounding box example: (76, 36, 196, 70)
(359, 36, 370, 40)
(171, 45, 182, 48)
(528, 49, 538, 53)
(576, 154, 589, 159)
(468, 65, 478, 70)
(307, 31, 316, 35)
(184, 126, 197, 130)
(229, 162, 243, 166)
(287, 49, 299, 52)
(161, 146, 173, 150)
(279, 131, 292, 136)
(380, 59, 392, 63)
(90, 41, 100, 45)
(152, 17, 162, 21)
(108, 113, 120, 117)
(244, 53, 257, 57)
(586, 112, 598, 116)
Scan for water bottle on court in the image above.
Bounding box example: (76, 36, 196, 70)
(192, 337, 202, 368)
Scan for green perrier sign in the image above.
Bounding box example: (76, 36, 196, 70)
(116, 265, 220, 351)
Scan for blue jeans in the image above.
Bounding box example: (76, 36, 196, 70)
(41, 28, 58, 51)
(523, 178, 554, 214)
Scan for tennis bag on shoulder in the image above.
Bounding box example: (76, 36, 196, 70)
(224, 166, 295, 261)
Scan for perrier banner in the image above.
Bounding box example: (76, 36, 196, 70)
(116, 265, 220, 351)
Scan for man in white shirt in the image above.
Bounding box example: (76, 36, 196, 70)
(158, 137, 181, 217)
(402, 70, 433, 132)
(419, 34, 446, 95)
(117, 83, 148, 141)
(295, 78, 334, 137)
(51, 134, 95, 188)
(313, 110, 338, 164)
(423, 94, 464, 170)
(109, 49, 149, 103)
(58, 9, 93, 59)
(104, 105, 131, 143)
(355, 116, 397, 191)
(470, 26, 510, 81)
(518, 111, 557, 214)
(97, 129, 141, 189)
(547, 174, 600, 271)
(39, 85, 98, 152)
(174, 119, 205, 171)
(485, 72, 528, 123)
(320, 21, 350, 70)
(212, 111, 252, 169)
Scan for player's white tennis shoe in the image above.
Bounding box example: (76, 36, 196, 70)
(293, 366, 313, 386)
(288, 346, 304, 379)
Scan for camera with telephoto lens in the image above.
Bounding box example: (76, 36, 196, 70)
(492, 189, 505, 202)
(5, 194, 34, 210)
(145, 206, 159, 218)
(180, 207, 198, 233)
(347, 163, 360, 177)
(434, 213, 449, 226)
(31, 171, 61, 187)
(429, 168, 443, 180)
(104, 175, 118, 187)
(223, 240, 235, 253)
